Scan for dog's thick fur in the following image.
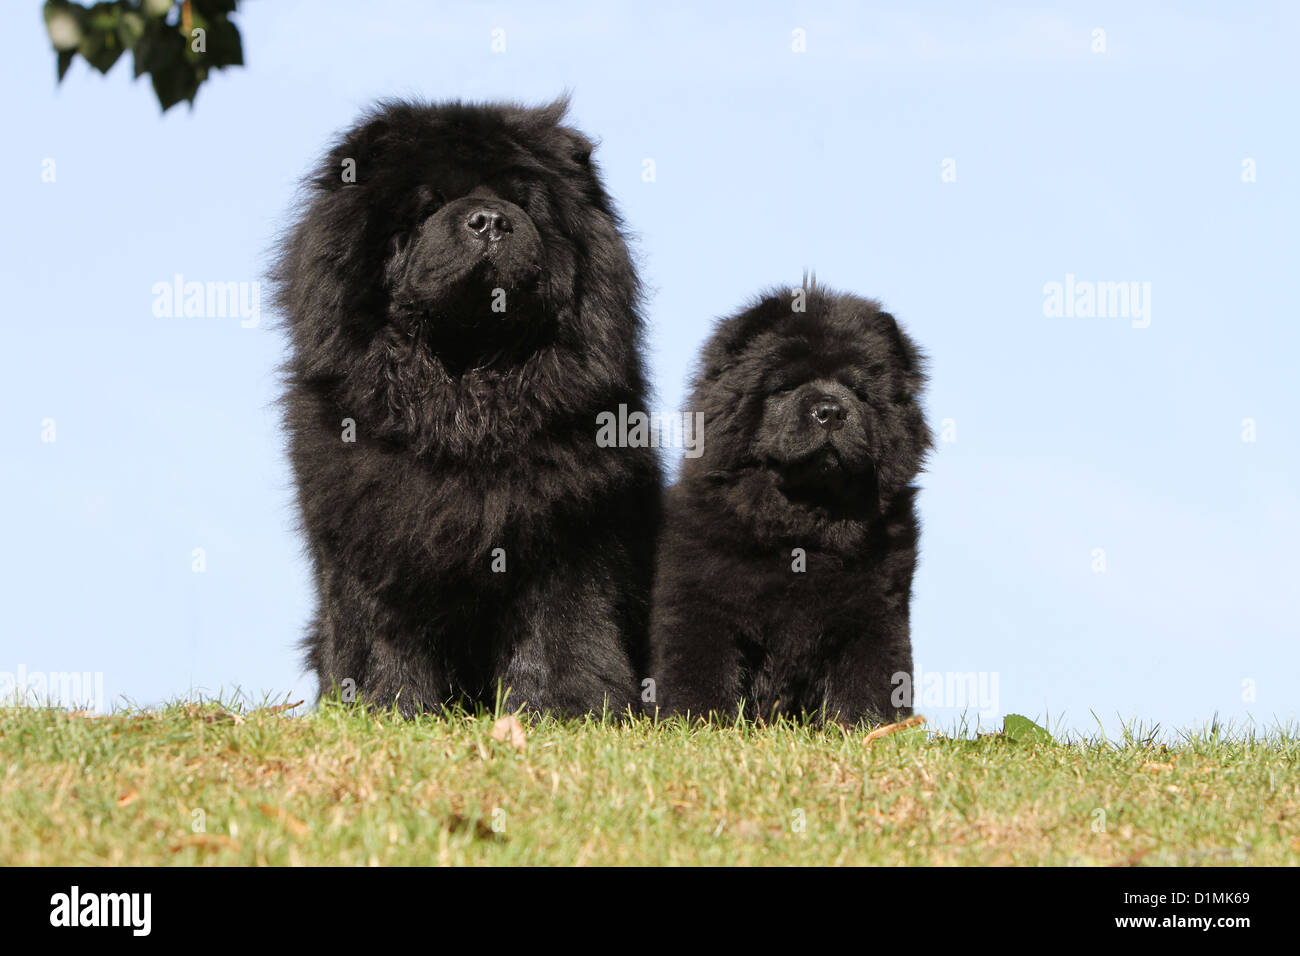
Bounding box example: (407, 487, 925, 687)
(649, 285, 931, 724)
(274, 99, 660, 716)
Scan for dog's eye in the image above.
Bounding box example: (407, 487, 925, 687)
(522, 182, 553, 217)
(394, 186, 443, 231)
(496, 179, 546, 220)
(415, 188, 445, 217)
(843, 376, 871, 400)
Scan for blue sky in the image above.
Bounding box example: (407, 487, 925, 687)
(1, 1, 1296, 737)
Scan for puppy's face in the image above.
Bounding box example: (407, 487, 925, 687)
(304, 100, 624, 337)
(684, 289, 930, 524)
(387, 184, 547, 306)
(276, 99, 645, 456)
(753, 369, 881, 514)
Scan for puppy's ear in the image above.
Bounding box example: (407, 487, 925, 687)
(533, 98, 591, 165)
(571, 136, 594, 167)
(320, 117, 394, 190)
(873, 311, 927, 401)
(697, 293, 792, 382)
(535, 95, 572, 127)
(558, 128, 595, 167)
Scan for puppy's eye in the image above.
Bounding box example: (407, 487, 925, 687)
(503, 180, 549, 219)
(395, 186, 443, 231)
(414, 187, 445, 217)
(843, 377, 871, 400)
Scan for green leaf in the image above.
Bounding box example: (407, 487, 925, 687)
(84, 1, 121, 33)
(151, 61, 200, 111)
(193, 0, 238, 15)
(56, 48, 76, 81)
(44, 0, 85, 52)
(203, 18, 243, 68)
(117, 10, 145, 49)
(48, 0, 243, 112)
(134, 17, 182, 79)
(1003, 714, 1054, 745)
(78, 27, 124, 75)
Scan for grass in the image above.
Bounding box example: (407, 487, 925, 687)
(1, 698, 1297, 866)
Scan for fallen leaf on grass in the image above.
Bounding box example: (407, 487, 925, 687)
(491, 715, 527, 750)
(259, 803, 311, 838)
(863, 715, 926, 746)
(446, 814, 500, 840)
(183, 703, 245, 725)
(256, 700, 304, 716)
(116, 790, 139, 808)
(734, 820, 763, 839)
(169, 834, 239, 853)
(1002, 714, 1055, 744)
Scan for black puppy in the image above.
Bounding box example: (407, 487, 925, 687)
(273, 99, 660, 717)
(649, 284, 931, 724)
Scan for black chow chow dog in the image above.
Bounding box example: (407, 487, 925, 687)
(649, 284, 931, 724)
(273, 99, 660, 717)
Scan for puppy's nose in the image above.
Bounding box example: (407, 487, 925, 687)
(811, 399, 846, 431)
(464, 208, 513, 241)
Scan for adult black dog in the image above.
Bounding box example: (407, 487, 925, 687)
(649, 285, 931, 724)
(274, 99, 659, 717)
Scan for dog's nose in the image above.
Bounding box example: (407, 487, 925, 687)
(464, 208, 513, 241)
(811, 399, 846, 430)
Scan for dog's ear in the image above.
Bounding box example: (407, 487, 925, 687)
(533, 97, 592, 165)
(535, 95, 572, 127)
(873, 311, 927, 402)
(563, 130, 595, 167)
(318, 115, 398, 191)
(573, 138, 594, 167)
(695, 292, 792, 384)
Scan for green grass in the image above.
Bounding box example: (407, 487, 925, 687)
(1, 699, 1296, 865)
